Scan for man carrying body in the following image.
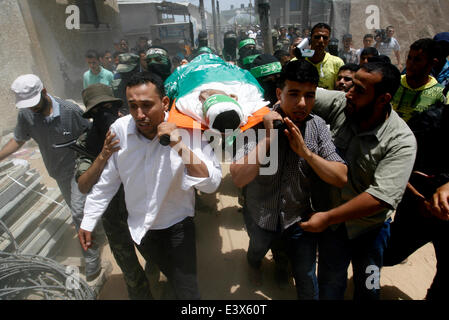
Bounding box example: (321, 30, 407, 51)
(305, 23, 344, 90)
(79, 72, 222, 299)
(1, 74, 101, 281)
(230, 60, 347, 299)
(300, 62, 417, 299)
(75, 83, 152, 299)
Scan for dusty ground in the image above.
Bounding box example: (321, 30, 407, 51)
(2, 139, 437, 300)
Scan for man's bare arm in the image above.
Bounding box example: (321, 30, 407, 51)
(0, 138, 25, 162)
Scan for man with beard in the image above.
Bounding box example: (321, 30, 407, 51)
(230, 60, 347, 299)
(249, 54, 282, 108)
(145, 47, 172, 82)
(74, 84, 152, 299)
(300, 62, 417, 300)
(0, 74, 103, 281)
(222, 30, 238, 63)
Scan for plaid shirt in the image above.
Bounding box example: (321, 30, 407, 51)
(234, 105, 345, 232)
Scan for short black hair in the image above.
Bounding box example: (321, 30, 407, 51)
(102, 50, 112, 57)
(363, 34, 374, 40)
(126, 72, 165, 98)
(410, 38, 438, 62)
(361, 62, 401, 98)
(339, 63, 360, 73)
(368, 55, 391, 64)
(278, 59, 319, 88)
(86, 49, 100, 60)
(113, 51, 121, 59)
(311, 23, 331, 36)
(273, 49, 290, 60)
(361, 47, 379, 57)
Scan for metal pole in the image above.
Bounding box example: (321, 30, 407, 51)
(199, 0, 207, 32)
(256, 0, 273, 54)
(302, 0, 310, 31)
(211, 0, 218, 50)
(217, 0, 222, 51)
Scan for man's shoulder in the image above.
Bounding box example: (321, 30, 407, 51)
(326, 53, 344, 66)
(56, 97, 82, 113)
(101, 67, 114, 78)
(110, 115, 133, 132)
(387, 110, 416, 143)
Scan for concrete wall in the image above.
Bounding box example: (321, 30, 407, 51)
(349, 0, 449, 66)
(0, 0, 122, 135)
(23, 0, 122, 101)
(0, 0, 40, 135)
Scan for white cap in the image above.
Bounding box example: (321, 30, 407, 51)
(11, 74, 44, 108)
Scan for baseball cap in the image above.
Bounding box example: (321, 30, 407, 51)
(434, 32, 449, 43)
(11, 74, 44, 108)
(116, 53, 140, 73)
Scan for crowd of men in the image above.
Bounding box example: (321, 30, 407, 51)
(1, 22, 449, 301)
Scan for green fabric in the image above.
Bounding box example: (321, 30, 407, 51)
(83, 67, 114, 89)
(202, 94, 241, 116)
(164, 54, 263, 100)
(242, 54, 260, 66)
(313, 88, 417, 239)
(238, 38, 256, 49)
(250, 62, 282, 79)
(392, 75, 448, 122)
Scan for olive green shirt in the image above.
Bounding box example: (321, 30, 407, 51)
(313, 88, 417, 239)
(74, 131, 94, 182)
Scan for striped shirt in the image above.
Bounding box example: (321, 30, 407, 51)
(234, 105, 345, 232)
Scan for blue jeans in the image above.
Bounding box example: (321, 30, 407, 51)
(243, 210, 318, 300)
(318, 220, 391, 300)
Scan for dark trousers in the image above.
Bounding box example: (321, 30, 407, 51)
(383, 189, 449, 300)
(136, 216, 200, 300)
(243, 210, 319, 300)
(102, 185, 152, 300)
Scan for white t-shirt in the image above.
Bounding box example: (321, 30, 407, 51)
(377, 37, 400, 57)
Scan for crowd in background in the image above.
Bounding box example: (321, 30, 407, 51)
(2, 20, 449, 301)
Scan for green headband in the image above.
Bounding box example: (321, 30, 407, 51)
(239, 38, 256, 49)
(203, 94, 241, 116)
(250, 62, 282, 79)
(242, 54, 260, 66)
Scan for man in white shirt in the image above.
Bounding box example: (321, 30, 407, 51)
(78, 72, 222, 299)
(375, 26, 402, 71)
